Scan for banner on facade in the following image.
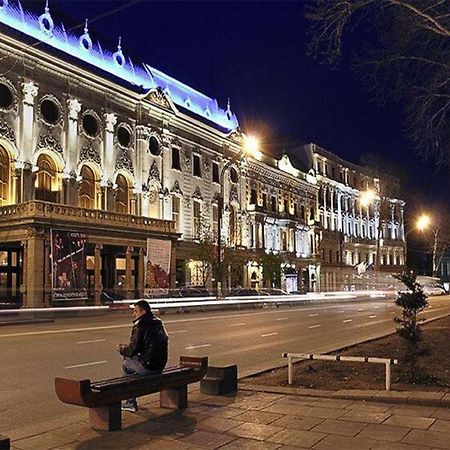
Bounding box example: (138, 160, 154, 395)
(51, 230, 88, 301)
(145, 238, 171, 289)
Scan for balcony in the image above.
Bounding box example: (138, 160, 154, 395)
(0, 201, 177, 236)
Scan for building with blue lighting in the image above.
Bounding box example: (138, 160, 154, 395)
(0, 2, 405, 307)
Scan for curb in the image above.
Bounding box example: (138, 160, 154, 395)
(239, 383, 450, 408)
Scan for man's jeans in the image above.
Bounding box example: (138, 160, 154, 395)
(122, 356, 161, 406)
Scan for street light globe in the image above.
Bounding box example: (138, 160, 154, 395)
(416, 214, 431, 231)
(360, 189, 376, 207)
(243, 134, 262, 160)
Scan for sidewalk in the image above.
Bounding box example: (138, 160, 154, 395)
(8, 386, 450, 449)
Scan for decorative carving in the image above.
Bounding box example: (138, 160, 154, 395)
(212, 192, 221, 204)
(147, 87, 171, 109)
(204, 156, 211, 176)
(170, 180, 183, 196)
(21, 81, 38, 106)
(229, 185, 239, 203)
(184, 197, 191, 208)
(115, 150, 134, 174)
(192, 186, 203, 201)
(79, 145, 101, 166)
(184, 148, 191, 169)
(35, 133, 63, 155)
(136, 125, 151, 141)
(0, 118, 16, 144)
(104, 113, 117, 133)
(67, 98, 82, 121)
(148, 160, 160, 181)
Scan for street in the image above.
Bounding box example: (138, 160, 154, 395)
(1, 296, 450, 438)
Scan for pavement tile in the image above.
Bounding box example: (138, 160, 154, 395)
(311, 418, 367, 436)
(219, 437, 281, 450)
(390, 405, 437, 417)
(408, 392, 445, 403)
(277, 395, 321, 404)
(200, 406, 244, 419)
(403, 429, 450, 449)
(432, 408, 450, 421)
(248, 393, 286, 402)
(339, 409, 392, 424)
(357, 423, 411, 442)
(314, 398, 355, 409)
(429, 419, 450, 434)
(177, 430, 236, 449)
(371, 441, 432, 450)
(383, 414, 435, 430)
(270, 415, 324, 431)
(233, 410, 283, 425)
(263, 403, 344, 419)
(197, 417, 242, 433)
(267, 428, 326, 448)
(346, 401, 394, 413)
(231, 399, 277, 411)
(13, 432, 76, 450)
(312, 434, 377, 450)
(228, 422, 284, 441)
(375, 391, 410, 404)
(333, 389, 380, 400)
(137, 438, 193, 449)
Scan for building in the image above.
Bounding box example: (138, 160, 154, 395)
(0, 3, 405, 308)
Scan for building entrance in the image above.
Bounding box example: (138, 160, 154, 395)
(0, 246, 23, 307)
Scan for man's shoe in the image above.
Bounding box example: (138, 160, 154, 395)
(121, 401, 138, 413)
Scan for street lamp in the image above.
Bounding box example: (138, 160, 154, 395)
(216, 134, 260, 298)
(416, 214, 439, 278)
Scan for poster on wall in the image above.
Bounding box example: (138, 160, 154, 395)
(51, 230, 88, 301)
(145, 238, 171, 290)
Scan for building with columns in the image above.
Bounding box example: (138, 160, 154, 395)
(0, 3, 405, 307)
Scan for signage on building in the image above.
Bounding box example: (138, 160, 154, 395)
(51, 230, 88, 301)
(145, 238, 171, 289)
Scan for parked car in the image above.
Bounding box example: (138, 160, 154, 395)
(259, 288, 288, 296)
(227, 288, 270, 297)
(177, 286, 211, 297)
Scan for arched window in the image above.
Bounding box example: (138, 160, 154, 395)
(0, 146, 10, 205)
(115, 174, 129, 214)
(78, 165, 96, 209)
(35, 153, 59, 202)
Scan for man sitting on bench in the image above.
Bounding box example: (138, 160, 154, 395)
(117, 300, 169, 412)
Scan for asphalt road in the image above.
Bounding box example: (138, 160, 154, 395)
(1, 295, 449, 438)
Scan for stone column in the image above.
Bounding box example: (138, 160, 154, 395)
(138, 247, 145, 297)
(66, 98, 82, 174)
(23, 228, 45, 308)
(20, 81, 38, 166)
(94, 243, 103, 305)
(337, 192, 342, 232)
(125, 246, 133, 299)
(103, 113, 117, 184)
(330, 188, 335, 231)
(170, 242, 177, 290)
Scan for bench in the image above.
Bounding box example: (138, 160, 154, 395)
(55, 356, 208, 430)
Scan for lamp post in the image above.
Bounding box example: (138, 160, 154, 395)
(216, 134, 260, 298)
(416, 214, 440, 278)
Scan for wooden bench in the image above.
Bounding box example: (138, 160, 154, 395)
(55, 356, 208, 430)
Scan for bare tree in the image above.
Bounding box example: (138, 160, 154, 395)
(306, 0, 450, 167)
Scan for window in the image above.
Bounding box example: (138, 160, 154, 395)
(336, 251, 340, 263)
(310, 207, 315, 221)
(78, 165, 96, 209)
(117, 125, 131, 147)
(300, 205, 305, 220)
(271, 196, 277, 212)
(250, 188, 257, 205)
(172, 147, 181, 170)
(193, 154, 201, 177)
(82, 113, 99, 137)
(332, 167, 336, 179)
(172, 195, 180, 232)
(35, 153, 58, 203)
(284, 199, 289, 214)
(115, 174, 129, 214)
(193, 200, 201, 239)
(149, 136, 161, 156)
(281, 230, 287, 251)
(0, 146, 10, 205)
(0, 83, 13, 109)
(40, 98, 60, 124)
(212, 162, 219, 183)
(212, 204, 218, 241)
(329, 249, 333, 263)
(324, 164, 328, 176)
(262, 193, 267, 210)
(293, 203, 298, 217)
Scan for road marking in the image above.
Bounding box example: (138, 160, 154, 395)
(76, 339, 106, 345)
(65, 360, 108, 369)
(276, 317, 288, 321)
(230, 323, 246, 327)
(185, 344, 211, 350)
(169, 330, 188, 334)
(261, 332, 278, 337)
(358, 308, 364, 311)
(309, 313, 319, 317)
(343, 319, 353, 323)
(369, 315, 377, 319)
(339, 310, 345, 313)
(308, 325, 321, 329)
(374, 306, 379, 309)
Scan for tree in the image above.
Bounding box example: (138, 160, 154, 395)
(223, 247, 246, 289)
(394, 271, 428, 382)
(260, 252, 283, 288)
(306, 0, 450, 167)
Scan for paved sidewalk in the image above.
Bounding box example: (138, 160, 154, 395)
(9, 388, 450, 449)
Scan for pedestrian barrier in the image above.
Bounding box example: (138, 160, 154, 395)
(282, 352, 398, 391)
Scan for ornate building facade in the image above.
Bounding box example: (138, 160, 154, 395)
(0, 3, 405, 307)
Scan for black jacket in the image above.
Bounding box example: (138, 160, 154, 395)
(119, 313, 169, 371)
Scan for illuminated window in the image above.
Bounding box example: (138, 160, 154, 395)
(78, 165, 96, 209)
(35, 153, 59, 203)
(0, 146, 10, 205)
(115, 174, 129, 214)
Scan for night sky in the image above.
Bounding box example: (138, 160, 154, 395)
(22, 1, 449, 213)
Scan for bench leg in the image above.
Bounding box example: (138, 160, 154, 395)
(89, 403, 122, 431)
(160, 385, 188, 409)
(0, 435, 10, 450)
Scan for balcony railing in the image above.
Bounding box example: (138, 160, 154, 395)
(0, 201, 176, 234)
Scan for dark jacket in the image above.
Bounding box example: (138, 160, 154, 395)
(119, 312, 169, 371)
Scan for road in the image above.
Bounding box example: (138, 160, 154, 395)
(1, 295, 449, 438)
